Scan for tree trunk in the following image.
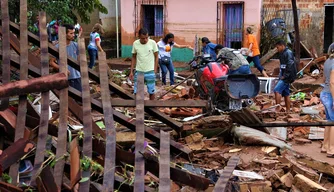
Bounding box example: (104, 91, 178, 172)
(0, 73, 68, 98)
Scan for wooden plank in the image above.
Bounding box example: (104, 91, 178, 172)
(7, 21, 184, 132)
(0, 138, 34, 172)
(99, 51, 116, 191)
(0, 73, 68, 98)
(0, 181, 23, 192)
(213, 156, 239, 192)
(70, 139, 81, 189)
(0, 53, 192, 158)
(54, 26, 69, 188)
(8, 0, 28, 184)
(134, 73, 145, 191)
(39, 165, 59, 192)
(78, 37, 93, 191)
(108, 99, 207, 108)
(159, 130, 171, 192)
(0, 0, 11, 110)
(32, 11, 50, 182)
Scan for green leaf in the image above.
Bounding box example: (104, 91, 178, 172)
(79, 177, 90, 183)
(96, 121, 105, 129)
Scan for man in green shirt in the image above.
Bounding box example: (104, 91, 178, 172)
(129, 28, 159, 100)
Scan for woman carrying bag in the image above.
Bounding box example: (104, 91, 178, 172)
(157, 33, 192, 85)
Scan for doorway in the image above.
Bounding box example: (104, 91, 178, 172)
(217, 2, 244, 49)
(324, 5, 334, 53)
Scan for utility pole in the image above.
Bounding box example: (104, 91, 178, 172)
(291, 0, 301, 70)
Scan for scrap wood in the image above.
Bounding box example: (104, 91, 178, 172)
(1, 54, 194, 160)
(0, 0, 11, 110)
(31, 12, 51, 184)
(36, 165, 59, 192)
(92, 140, 210, 190)
(281, 154, 319, 181)
(159, 130, 171, 192)
(213, 156, 239, 192)
(70, 139, 80, 189)
(9, 0, 29, 184)
(192, 115, 233, 129)
(78, 37, 93, 191)
(0, 181, 23, 192)
(134, 73, 145, 191)
(7, 21, 185, 138)
(53, 26, 68, 188)
(293, 174, 327, 191)
(99, 51, 116, 191)
(0, 73, 68, 98)
(0, 138, 34, 175)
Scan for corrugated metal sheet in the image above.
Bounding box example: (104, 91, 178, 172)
(229, 108, 269, 133)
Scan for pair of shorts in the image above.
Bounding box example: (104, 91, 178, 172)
(134, 71, 156, 95)
(273, 80, 290, 96)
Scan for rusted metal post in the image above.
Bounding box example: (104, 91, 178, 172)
(32, 11, 51, 184)
(1, 0, 11, 110)
(291, 0, 301, 70)
(9, 0, 28, 183)
(54, 26, 69, 188)
(159, 130, 171, 192)
(99, 51, 116, 191)
(135, 73, 145, 191)
(78, 37, 93, 191)
(213, 156, 239, 192)
(0, 73, 68, 98)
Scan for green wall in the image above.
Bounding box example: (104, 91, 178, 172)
(121, 45, 194, 62)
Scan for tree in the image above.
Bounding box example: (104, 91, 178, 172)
(6, 0, 108, 25)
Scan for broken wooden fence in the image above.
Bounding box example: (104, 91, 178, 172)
(0, 2, 211, 191)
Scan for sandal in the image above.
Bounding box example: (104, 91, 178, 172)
(327, 154, 334, 158)
(321, 150, 327, 153)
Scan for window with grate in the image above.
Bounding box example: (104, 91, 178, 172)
(142, 5, 163, 36)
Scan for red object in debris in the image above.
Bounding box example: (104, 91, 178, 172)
(198, 63, 229, 94)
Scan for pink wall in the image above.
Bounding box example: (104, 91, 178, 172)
(121, 0, 262, 46)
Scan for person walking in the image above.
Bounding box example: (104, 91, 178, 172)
(49, 24, 82, 91)
(320, 42, 334, 157)
(87, 23, 105, 69)
(245, 27, 268, 77)
(157, 33, 192, 85)
(129, 28, 159, 100)
(273, 40, 297, 112)
(201, 37, 223, 60)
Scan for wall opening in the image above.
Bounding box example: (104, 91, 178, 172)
(217, 1, 244, 49)
(324, 5, 334, 53)
(142, 5, 164, 37)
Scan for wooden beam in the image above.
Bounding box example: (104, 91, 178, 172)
(78, 37, 93, 191)
(108, 98, 207, 108)
(134, 73, 145, 191)
(54, 26, 69, 188)
(0, 138, 34, 173)
(0, 0, 11, 110)
(213, 156, 239, 192)
(0, 52, 192, 158)
(0, 73, 68, 98)
(9, 0, 29, 184)
(99, 51, 116, 191)
(32, 11, 50, 183)
(159, 130, 171, 192)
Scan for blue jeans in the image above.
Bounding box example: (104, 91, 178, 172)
(229, 65, 251, 75)
(320, 92, 334, 121)
(159, 59, 175, 85)
(69, 78, 82, 92)
(247, 55, 264, 73)
(274, 80, 290, 97)
(88, 47, 98, 69)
